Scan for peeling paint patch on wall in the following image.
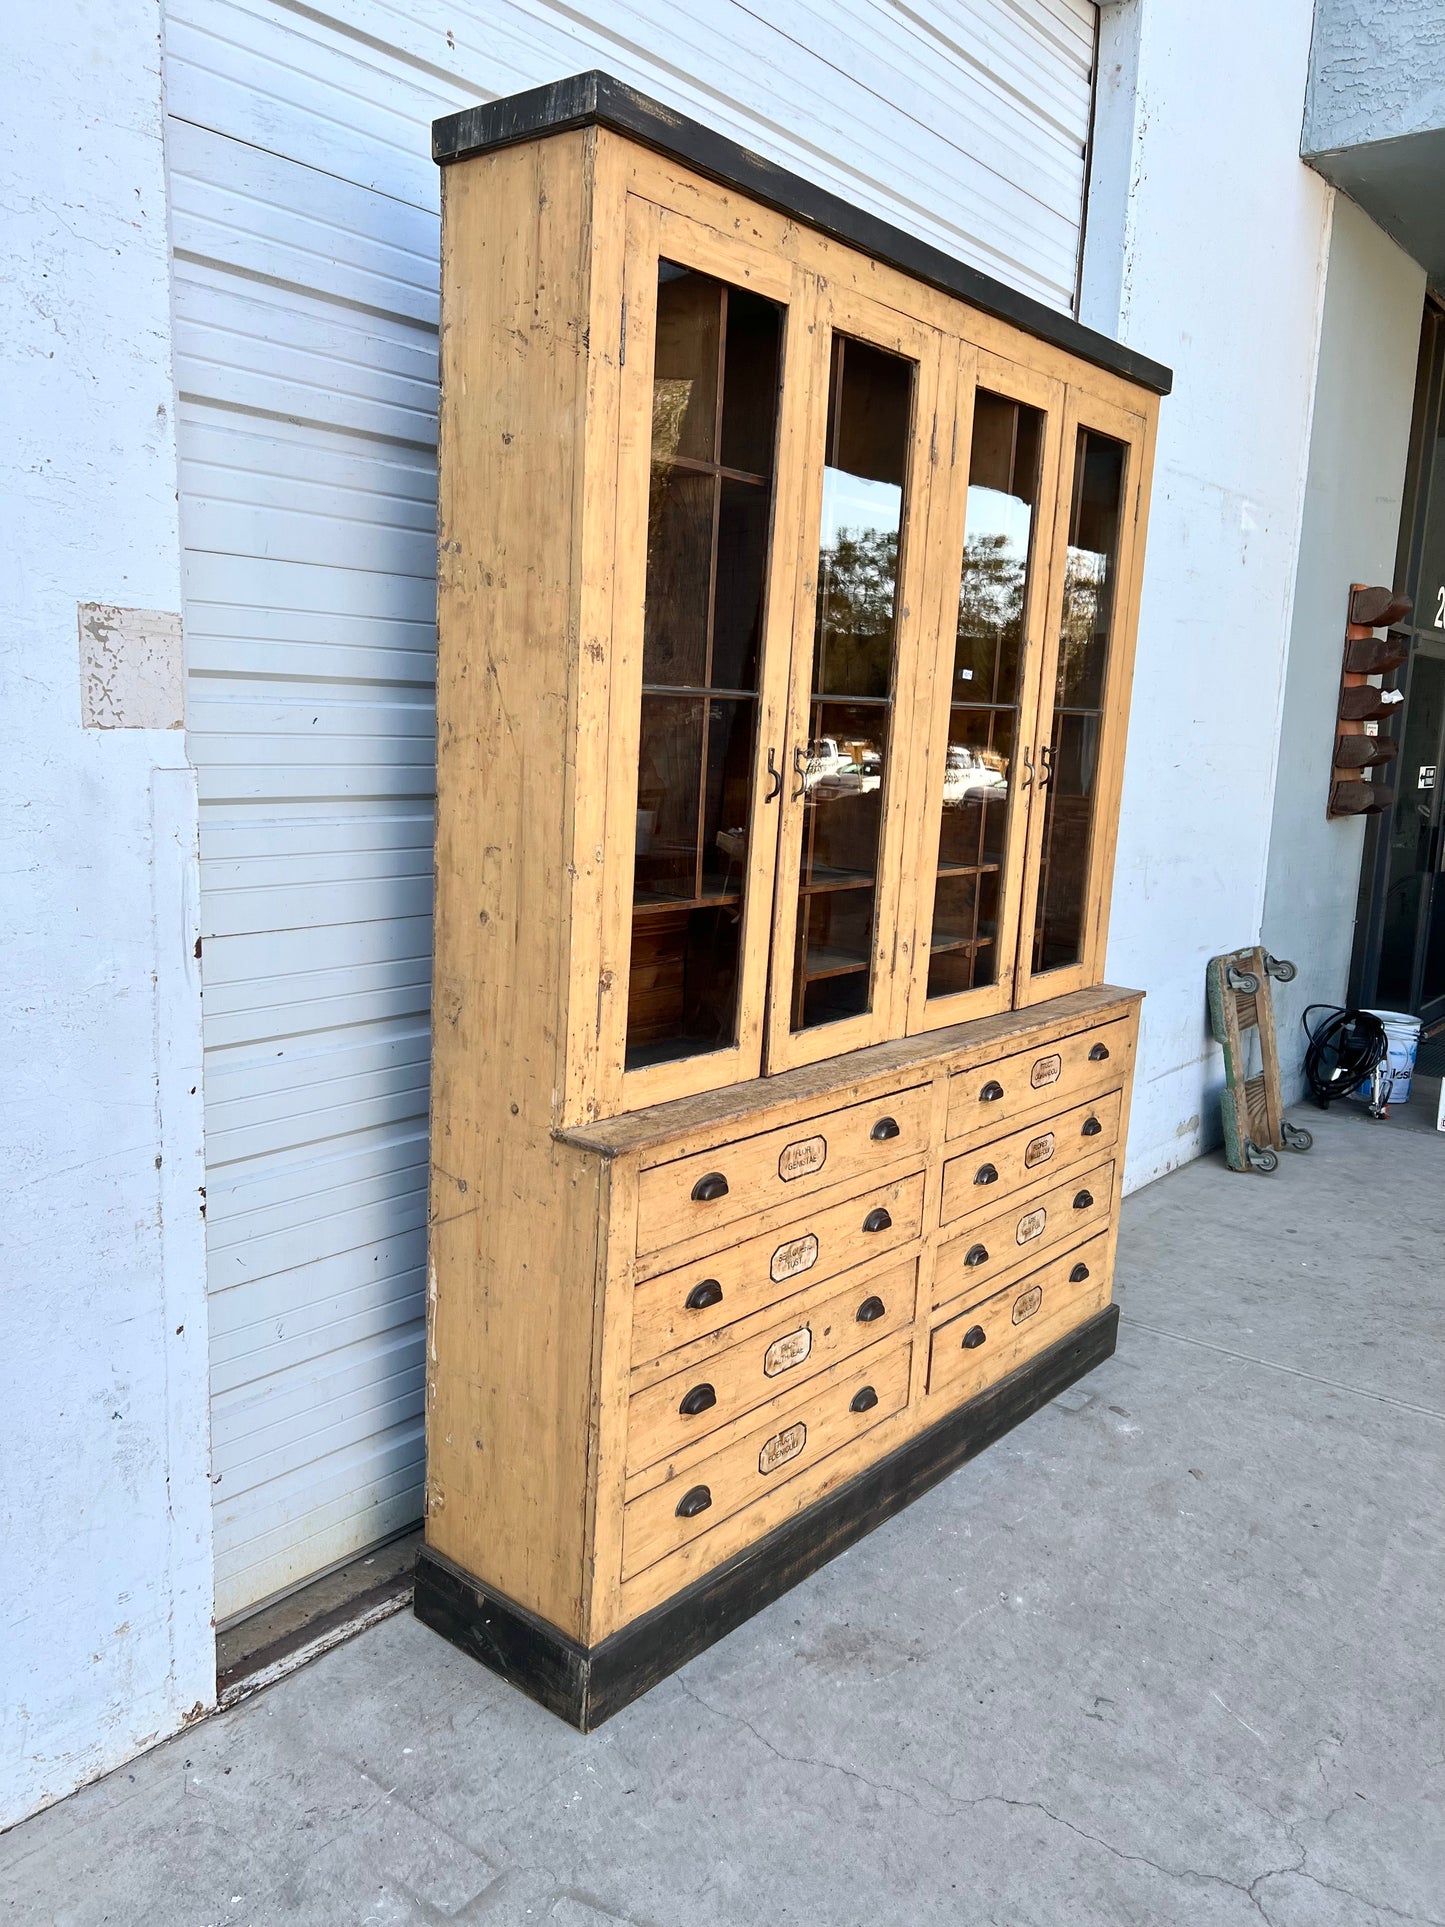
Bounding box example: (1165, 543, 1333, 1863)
(78, 604, 183, 730)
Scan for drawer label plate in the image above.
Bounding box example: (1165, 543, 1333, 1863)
(1030, 1053, 1063, 1088)
(1016, 1206, 1047, 1245)
(1012, 1284, 1043, 1324)
(778, 1134, 828, 1182)
(759, 1422, 806, 1475)
(771, 1232, 820, 1283)
(764, 1327, 813, 1377)
(1024, 1130, 1056, 1169)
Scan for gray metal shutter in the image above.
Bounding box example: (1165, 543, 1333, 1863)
(167, 0, 1098, 1622)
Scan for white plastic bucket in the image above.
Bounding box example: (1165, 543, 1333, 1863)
(1365, 1008, 1423, 1105)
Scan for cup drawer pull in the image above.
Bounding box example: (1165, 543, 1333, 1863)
(1088, 1042, 1110, 1062)
(678, 1383, 717, 1418)
(1074, 1189, 1094, 1210)
(961, 1325, 987, 1350)
(870, 1116, 900, 1141)
(691, 1171, 729, 1202)
(850, 1385, 879, 1414)
(684, 1278, 723, 1311)
(1082, 1116, 1103, 1137)
(862, 1206, 892, 1233)
(1070, 1262, 1090, 1282)
(675, 1485, 712, 1519)
(855, 1295, 886, 1323)
(964, 1243, 989, 1268)
(980, 1080, 1004, 1102)
(975, 1162, 998, 1185)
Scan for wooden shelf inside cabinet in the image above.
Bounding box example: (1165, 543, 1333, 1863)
(422, 71, 1165, 1727)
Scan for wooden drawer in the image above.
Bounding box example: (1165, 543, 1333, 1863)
(630, 1170, 926, 1367)
(932, 1158, 1114, 1313)
(940, 1089, 1123, 1227)
(946, 1017, 1133, 1142)
(634, 1082, 932, 1259)
(621, 1338, 911, 1581)
(926, 1231, 1113, 1406)
(626, 1255, 916, 1474)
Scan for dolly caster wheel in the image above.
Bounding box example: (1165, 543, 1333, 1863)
(1280, 1121, 1312, 1151)
(1265, 953, 1297, 983)
(1225, 964, 1260, 994)
(1244, 1141, 1278, 1173)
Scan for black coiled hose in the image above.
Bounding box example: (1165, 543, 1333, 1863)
(1301, 1005, 1388, 1108)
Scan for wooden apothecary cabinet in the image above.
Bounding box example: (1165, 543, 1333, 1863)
(417, 74, 1170, 1726)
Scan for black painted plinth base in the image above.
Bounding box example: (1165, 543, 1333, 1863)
(414, 1303, 1119, 1730)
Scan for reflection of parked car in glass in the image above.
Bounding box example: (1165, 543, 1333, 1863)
(941, 741, 1008, 807)
(804, 735, 882, 799)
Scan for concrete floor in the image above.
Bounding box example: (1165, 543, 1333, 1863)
(4, 1088, 1443, 1927)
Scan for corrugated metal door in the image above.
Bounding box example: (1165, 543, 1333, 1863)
(167, 0, 1099, 1623)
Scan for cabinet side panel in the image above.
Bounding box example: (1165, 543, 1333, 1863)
(427, 133, 604, 1638)
(1086, 398, 1159, 982)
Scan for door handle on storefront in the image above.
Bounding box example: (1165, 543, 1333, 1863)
(764, 746, 782, 803)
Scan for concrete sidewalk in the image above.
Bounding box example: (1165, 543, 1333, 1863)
(4, 1089, 1443, 1927)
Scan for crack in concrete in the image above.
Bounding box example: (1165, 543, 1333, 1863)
(671, 1676, 1442, 1926)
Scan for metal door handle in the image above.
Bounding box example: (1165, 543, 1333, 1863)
(1070, 1262, 1090, 1282)
(961, 1325, 987, 1350)
(862, 1207, 892, 1233)
(974, 1163, 998, 1185)
(678, 1383, 717, 1417)
(964, 1243, 989, 1268)
(691, 1171, 729, 1202)
(792, 743, 809, 799)
(1082, 1117, 1102, 1137)
(675, 1486, 712, 1519)
(850, 1385, 879, 1414)
(1074, 1189, 1094, 1210)
(764, 746, 782, 803)
(980, 1080, 1004, 1102)
(870, 1116, 900, 1141)
(1038, 743, 1053, 788)
(1021, 746, 1035, 788)
(684, 1279, 723, 1310)
(856, 1296, 885, 1323)
(1088, 1042, 1110, 1062)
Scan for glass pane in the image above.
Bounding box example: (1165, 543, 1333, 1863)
(926, 391, 1043, 1000)
(1378, 652, 1445, 1007)
(791, 335, 915, 1033)
(652, 266, 719, 463)
(642, 467, 712, 686)
(720, 287, 782, 476)
(626, 263, 783, 1072)
(1031, 428, 1128, 976)
(712, 478, 771, 691)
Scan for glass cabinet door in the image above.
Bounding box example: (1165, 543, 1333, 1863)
(606, 205, 807, 1106)
(907, 349, 1062, 1030)
(767, 290, 942, 1071)
(1017, 387, 1149, 1002)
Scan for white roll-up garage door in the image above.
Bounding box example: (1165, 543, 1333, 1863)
(167, 0, 1099, 1623)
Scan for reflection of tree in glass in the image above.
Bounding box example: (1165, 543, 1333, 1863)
(815, 527, 898, 697)
(958, 532, 1026, 648)
(651, 382, 693, 464)
(1058, 548, 1109, 698)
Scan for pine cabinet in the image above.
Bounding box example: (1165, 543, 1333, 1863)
(417, 74, 1169, 1727)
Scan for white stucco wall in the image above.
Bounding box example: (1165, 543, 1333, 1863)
(1080, 0, 1340, 1183)
(0, 0, 214, 1827)
(1304, 0, 1445, 155)
(1262, 198, 1425, 1087)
